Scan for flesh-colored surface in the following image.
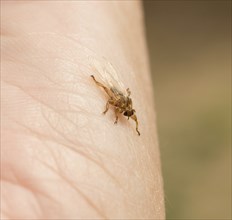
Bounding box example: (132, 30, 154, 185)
(1, 1, 164, 219)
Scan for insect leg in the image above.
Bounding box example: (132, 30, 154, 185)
(114, 108, 119, 124)
(91, 75, 111, 97)
(103, 99, 110, 114)
(131, 114, 140, 136)
(114, 107, 124, 124)
(126, 88, 131, 97)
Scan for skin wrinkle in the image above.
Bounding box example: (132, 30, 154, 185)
(4, 58, 84, 95)
(2, 139, 63, 216)
(11, 118, 120, 188)
(2, 34, 88, 62)
(2, 34, 133, 104)
(38, 154, 108, 219)
(40, 144, 118, 201)
(3, 174, 67, 219)
(40, 110, 120, 185)
(2, 180, 43, 219)
(3, 80, 88, 127)
(3, 57, 141, 138)
(3, 68, 93, 120)
(8, 113, 127, 178)
(4, 181, 43, 219)
(3, 120, 112, 218)
(5, 171, 58, 211)
(2, 50, 162, 219)
(4, 33, 132, 87)
(4, 108, 109, 179)
(1, 7, 147, 88)
(7, 97, 146, 217)
(4, 82, 99, 117)
(3, 34, 143, 126)
(11, 122, 117, 188)
(47, 148, 110, 219)
(2, 2, 165, 218)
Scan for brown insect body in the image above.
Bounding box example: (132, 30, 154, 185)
(91, 75, 140, 135)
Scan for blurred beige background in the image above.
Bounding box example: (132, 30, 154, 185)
(143, 1, 231, 219)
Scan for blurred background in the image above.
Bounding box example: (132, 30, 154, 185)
(143, 1, 231, 219)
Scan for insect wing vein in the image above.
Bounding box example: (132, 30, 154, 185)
(89, 56, 126, 94)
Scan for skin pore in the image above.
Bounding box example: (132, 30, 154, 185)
(1, 1, 165, 219)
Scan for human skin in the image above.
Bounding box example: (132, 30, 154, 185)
(1, 1, 165, 219)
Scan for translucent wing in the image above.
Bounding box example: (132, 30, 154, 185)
(89, 56, 126, 94)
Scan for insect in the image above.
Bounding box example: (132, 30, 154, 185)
(90, 57, 140, 135)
